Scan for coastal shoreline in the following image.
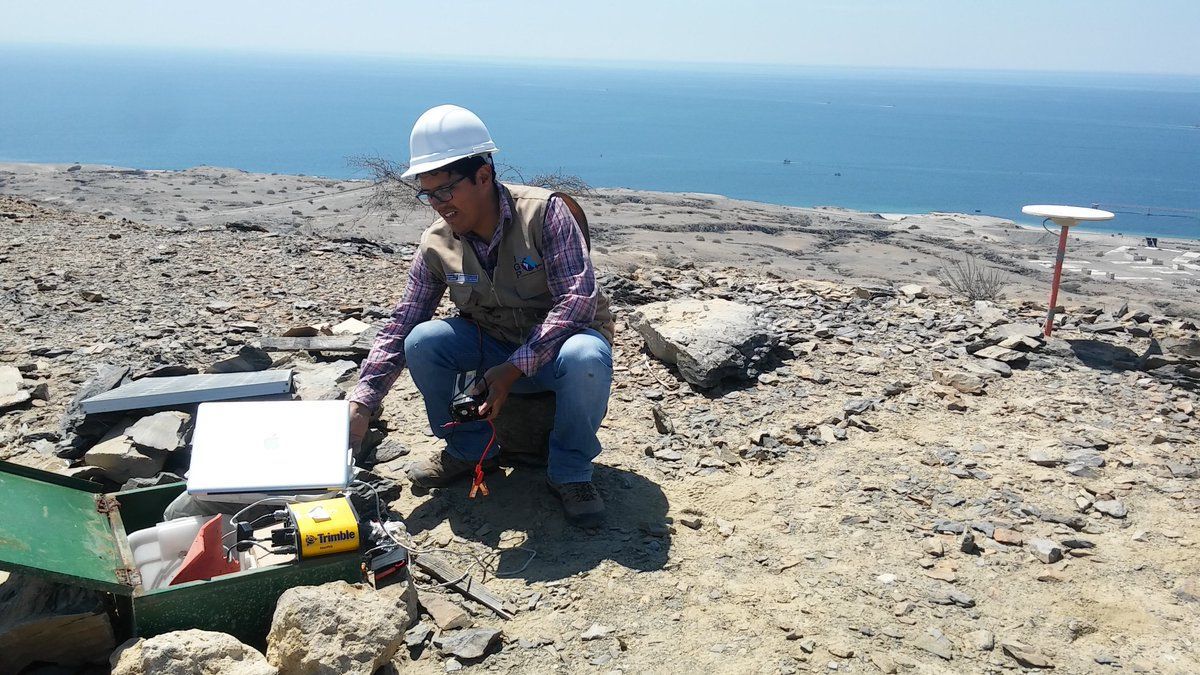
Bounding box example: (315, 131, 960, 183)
(2, 161, 1197, 318)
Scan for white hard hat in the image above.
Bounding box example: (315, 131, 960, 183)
(402, 104, 499, 179)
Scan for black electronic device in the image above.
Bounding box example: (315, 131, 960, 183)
(449, 371, 487, 423)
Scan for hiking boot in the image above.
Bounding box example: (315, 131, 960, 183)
(547, 480, 605, 527)
(407, 450, 499, 488)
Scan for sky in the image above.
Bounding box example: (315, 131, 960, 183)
(3, 1, 1199, 75)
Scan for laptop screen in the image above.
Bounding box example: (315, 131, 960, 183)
(186, 400, 352, 496)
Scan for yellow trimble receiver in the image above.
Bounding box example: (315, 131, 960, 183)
(288, 497, 361, 559)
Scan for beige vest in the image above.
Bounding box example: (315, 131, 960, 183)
(418, 183, 615, 346)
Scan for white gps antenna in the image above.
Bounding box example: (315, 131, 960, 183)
(1021, 205, 1115, 337)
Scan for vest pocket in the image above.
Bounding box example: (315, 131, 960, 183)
(514, 270, 550, 300)
(448, 283, 477, 306)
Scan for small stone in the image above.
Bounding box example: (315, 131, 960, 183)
(124, 411, 190, 453)
(0, 366, 31, 410)
(827, 644, 854, 658)
(436, 628, 501, 660)
(818, 425, 843, 443)
(934, 370, 985, 395)
(421, 594, 472, 631)
(960, 532, 981, 555)
(925, 539, 946, 557)
(331, 317, 371, 335)
(652, 448, 683, 461)
(1029, 538, 1063, 564)
(993, 528, 1024, 546)
(934, 520, 965, 535)
(1092, 499, 1128, 518)
(405, 622, 434, 648)
(368, 438, 409, 465)
(581, 623, 614, 641)
(965, 629, 994, 651)
(1001, 640, 1054, 668)
(923, 565, 957, 583)
(1027, 450, 1064, 467)
(652, 404, 674, 435)
(870, 652, 898, 673)
(911, 627, 953, 660)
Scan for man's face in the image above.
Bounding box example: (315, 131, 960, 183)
(418, 164, 494, 236)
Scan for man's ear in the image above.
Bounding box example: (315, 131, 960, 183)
(477, 162, 495, 185)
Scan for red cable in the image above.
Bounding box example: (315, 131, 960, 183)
(440, 418, 497, 498)
(470, 420, 497, 498)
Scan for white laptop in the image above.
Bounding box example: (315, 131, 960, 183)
(186, 400, 353, 497)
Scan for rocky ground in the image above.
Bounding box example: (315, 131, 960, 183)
(1, 170, 1198, 674)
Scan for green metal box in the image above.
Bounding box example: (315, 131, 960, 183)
(0, 460, 361, 646)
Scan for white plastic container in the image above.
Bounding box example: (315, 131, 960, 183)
(126, 515, 210, 590)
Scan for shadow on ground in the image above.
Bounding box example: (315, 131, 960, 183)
(403, 463, 671, 583)
(1068, 339, 1140, 371)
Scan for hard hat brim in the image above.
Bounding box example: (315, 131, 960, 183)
(401, 150, 498, 179)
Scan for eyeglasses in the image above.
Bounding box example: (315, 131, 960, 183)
(415, 175, 467, 206)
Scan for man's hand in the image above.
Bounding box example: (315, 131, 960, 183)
(349, 401, 372, 451)
(475, 362, 523, 420)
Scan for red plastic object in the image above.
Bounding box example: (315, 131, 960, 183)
(169, 515, 240, 585)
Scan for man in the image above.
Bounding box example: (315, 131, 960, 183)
(349, 105, 615, 527)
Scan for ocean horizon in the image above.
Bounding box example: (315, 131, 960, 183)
(1, 44, 1197, 240)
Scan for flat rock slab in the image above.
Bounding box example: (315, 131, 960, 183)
(81, 370, 292, 414)
(1093, 499, 1128, 518)
(1001, 640, 1054, 668)
(629, 298, 774, 388)
(420, 594, 472, 631)
(0, 366, 31, 410)
(1161, 337, 1200, 359)
(988, 323, 1043, 340)
(911, 627, 953, 660)
(973, 345, 1027, 364)
(292, 359, 358, 401)
(934, 370, 985, 395)
(436, 627, 502, 660)
(208, 345, 274, 374)
(122, 411, 191, 453)
(83, 435, 165, 483)
(260, 333, 374, 355)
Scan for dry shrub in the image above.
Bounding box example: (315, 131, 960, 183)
(346, 155, 420, 213)
(348, 156, 592, 213)
(526, 170, 593, 194)
(935, 255, 1009, 301)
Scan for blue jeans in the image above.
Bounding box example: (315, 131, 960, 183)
(405, 318, 612, 484)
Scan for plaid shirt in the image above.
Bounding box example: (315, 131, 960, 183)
(350, 184, 599, 411)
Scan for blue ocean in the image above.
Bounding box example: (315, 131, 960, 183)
(1, 45, 1197, 239)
